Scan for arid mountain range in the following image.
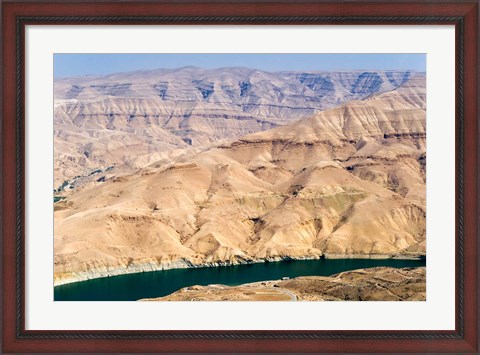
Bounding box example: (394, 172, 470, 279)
(54, 67, 426, 285)
(54, 67, 422, 186)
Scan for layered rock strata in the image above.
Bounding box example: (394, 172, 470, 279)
(54, 68, 424, 185)
(54, 73, 426, 285)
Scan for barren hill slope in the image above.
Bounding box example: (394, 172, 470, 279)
(54, 75, 426, 285)
(54, 68, 424, 186)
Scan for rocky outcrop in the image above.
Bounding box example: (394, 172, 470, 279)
(141, 267, 426, 301)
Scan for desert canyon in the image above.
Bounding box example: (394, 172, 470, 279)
(53, 67, 426, 297)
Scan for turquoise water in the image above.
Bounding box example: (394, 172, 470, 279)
(54, 258, 425, 301)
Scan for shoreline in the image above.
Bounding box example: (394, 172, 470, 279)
(54, 253, 425, 287)
(140, 266, 427, 302)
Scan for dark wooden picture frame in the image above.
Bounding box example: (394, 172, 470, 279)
(2, 1, 478, 353)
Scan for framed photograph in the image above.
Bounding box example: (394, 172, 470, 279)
(2, 1, 478, 353)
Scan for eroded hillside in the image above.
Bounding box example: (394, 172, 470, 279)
(54, 68, 423, 186)
(54, 72, 426, 285)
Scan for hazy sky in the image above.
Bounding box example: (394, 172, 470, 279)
(54, 53, 426, 78)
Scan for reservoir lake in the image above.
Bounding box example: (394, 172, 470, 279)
(54, 258, 426, 301)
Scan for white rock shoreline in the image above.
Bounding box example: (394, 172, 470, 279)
(54, 253, 425, 287)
